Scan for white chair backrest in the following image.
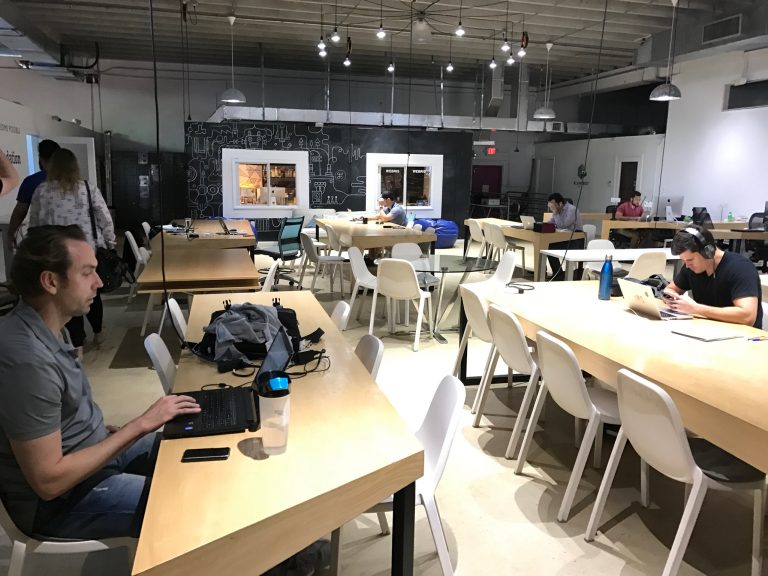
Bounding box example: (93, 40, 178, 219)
(0, 496, 26, 545)
(138, 247, 150, 265)
(324, 224, 344, 252)
(167, 298, 187, 339)
(616, 369, 697, 484)
(355, 334, 384, 379)
(413, 223, 423, 232)
(377, 259, 422, 300)
(300, 233, 319, 263)
(141, 221, 152, 244)
(144, 333, 175, 394)
(331, 301, 351, 330)
(458, 283, 493, 343)
(262, 260, 279, 292)
(425, 226, 436, 236)
(627, 251, 667, 279)
(484, 224, 507, 251)
(391, 242, 423, 260)
(124, 230, 141, 262)
(416, 375, 466, 492)
(535, 331, 594, 420)
(467, 219, 485, 244)
(348, 246, 377, 285)
(587, 238, 615, 251)
(491, 251, 516, 285)
(582, 223, 597, 243)
(488, 304, 535, 375)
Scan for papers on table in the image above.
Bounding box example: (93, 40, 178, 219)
(671, 324, 744, 342)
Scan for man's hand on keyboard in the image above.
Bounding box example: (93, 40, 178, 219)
(137, 395, 201, 433)
(665, 292, 698, 316)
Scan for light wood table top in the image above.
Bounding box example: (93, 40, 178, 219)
(315, 218, 437, 250)
(489, 281, 768, 472)
(601, 220, 768, 242)
(543, 212, 612, 222)
(132, 291, 423, 576)
(152, 219, 255, 251)
(468, 218, 586, 281)
(136, 249, 260, 294)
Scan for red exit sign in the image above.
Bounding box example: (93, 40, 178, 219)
(486, 147, 497, 156)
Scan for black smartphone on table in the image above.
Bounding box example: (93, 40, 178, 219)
(181, 447, 230, 462)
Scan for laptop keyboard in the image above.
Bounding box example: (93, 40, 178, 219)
(194, 389, 239, 431)
(660, 308, 681, 319)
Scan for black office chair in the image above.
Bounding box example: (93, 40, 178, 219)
(604, 205, 631, 248)
(746, 212, 768, 272)
(254, 216, 305, 287)
(692, 208, 714, 230)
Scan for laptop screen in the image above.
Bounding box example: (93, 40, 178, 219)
(255, 327, 293, 382)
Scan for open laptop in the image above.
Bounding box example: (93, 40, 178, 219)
(521, 215, 536, 229)
(618, 279, 693, 321)
(163, 327, 294, 439)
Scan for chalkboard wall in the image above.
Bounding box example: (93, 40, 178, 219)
(185, 121, 473, 229)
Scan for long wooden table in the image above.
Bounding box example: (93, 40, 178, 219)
(153, 219, 255, 251)
(133, 291, 423, 576)
(315, 218, 436, 250)
(489, 281, 768, 472)
(466, 218, 586, 281)
(601, 220, 768, 245)
(136, 248, 260, 294)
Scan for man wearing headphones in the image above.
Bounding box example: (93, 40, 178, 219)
(664, 224, 762, 328)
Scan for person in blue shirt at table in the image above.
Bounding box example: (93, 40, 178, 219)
(372, 191, 408, 226)
(7, 139, 60, 249)
(546, 192, 585, 281)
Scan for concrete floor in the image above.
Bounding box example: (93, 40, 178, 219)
(0, 244, 761, 576)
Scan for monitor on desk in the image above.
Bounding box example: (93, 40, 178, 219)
(656, 195, 685, 221)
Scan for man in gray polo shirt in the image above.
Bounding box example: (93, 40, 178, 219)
(372, 190, 408, 226)
(0, 225, 200, 538)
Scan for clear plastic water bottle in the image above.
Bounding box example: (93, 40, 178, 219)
(598, 255, 613, 300)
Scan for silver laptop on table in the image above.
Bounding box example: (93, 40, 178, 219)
(618, 279, 693, 321)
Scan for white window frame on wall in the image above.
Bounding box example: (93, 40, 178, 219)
(365, 153, 443, 219)
(221, 148, 309, 219)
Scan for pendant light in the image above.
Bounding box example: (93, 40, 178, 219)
(534, 43, 556, 120)
(455, 0, 465, 36)
(220, 15, 246, 104)
(650, 0, 682, 101)
(446, 35, 454, 72)
(343, 33, 351, 67)
(500, 3, 510, 51)
(376, 0, 386, 38)
(331, 0, 340, 42)
(505, 23, 514, 65)
(488, 34, 496, 69)
(518, 18, 528, 58)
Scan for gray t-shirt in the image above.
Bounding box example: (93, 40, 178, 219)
(0, 301, 107, 534)
(386, 202, 408, 226)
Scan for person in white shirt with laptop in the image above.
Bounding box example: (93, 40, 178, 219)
(663, 224, 762, 328)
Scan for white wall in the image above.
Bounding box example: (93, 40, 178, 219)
(471, 131, 542, 191)
(534, 134, 664, 212)
(0, 97, 97, 221)
(661, 48, 768, 220)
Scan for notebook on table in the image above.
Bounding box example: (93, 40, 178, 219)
(617, 279, 693, 321)
(163, 326, 294, 439)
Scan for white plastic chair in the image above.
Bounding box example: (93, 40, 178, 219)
(586, 369, 765, 576)
(369, 259, 433, 352)
(347, 246, 378, 323)
(464, 219, 487, 258)
(455, 283, 496, 416)
(474, 305, 541, 461)
(452, 251, 517, 379)
(125, 230, 145, 300)
(166, 297, 187, 339)
(143, 333, 176, 394)
(515, 331, 620, 522)
(141, 221, 152, 254)
(330, 300, 351, 330)
(354, 334, 384, 380)
(261, 260, 280, 292)
(583, 239, 623, 279)
(298, 233, 346, 294)
(391, 242, 439, 291)
(582, 223, 597, 244)
(626, 251, 667, 279)
(484, 223, 525, 278)
(330, 374, 466, 576)
(0, 498, 136, 576)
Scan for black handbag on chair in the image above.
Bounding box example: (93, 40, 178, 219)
(85, 181, 131, 293)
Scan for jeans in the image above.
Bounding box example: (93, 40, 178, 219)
(547, 238, 585, 281)
(66, 291, 104, 347)
(33, 433, 159, 539)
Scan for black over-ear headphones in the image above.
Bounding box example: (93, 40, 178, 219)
(683, 227, 716, 259)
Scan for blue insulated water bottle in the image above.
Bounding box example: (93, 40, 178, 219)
(598, 255, 613, 300)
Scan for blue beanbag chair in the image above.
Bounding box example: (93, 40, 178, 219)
(414, 219, 459, 249)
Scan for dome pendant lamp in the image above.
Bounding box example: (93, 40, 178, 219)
(533, 43, 556, 120)
(220, 15, 246, 104)
(650, 0, 682, 101)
